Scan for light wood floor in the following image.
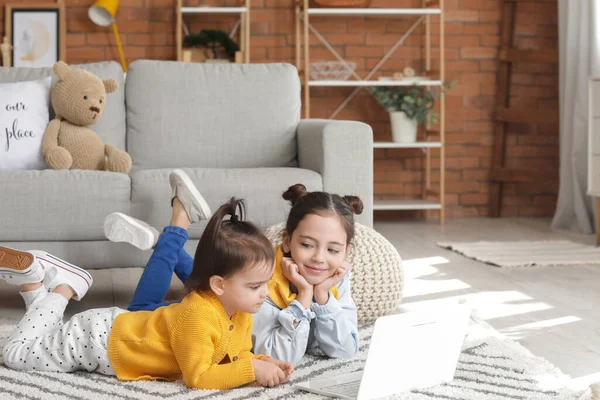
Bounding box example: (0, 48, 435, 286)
(1, 217, 599, 391)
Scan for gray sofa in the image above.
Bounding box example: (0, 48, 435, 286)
(0, 60, 373, 269)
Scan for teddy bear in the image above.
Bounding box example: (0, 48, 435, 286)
(41, 61, 132, 173)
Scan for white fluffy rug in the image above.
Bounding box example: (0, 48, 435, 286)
(0, 317, 588, 399)
(437, 240, 600, 268)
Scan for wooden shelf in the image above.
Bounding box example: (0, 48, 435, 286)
(373, 200, 442, 211)
(307, 8, 441, 16)
(297, 0, 446, 224)
(308, 80, 442, 87)
(181, 6, 247, 14)
(176, 0, 251, 63)
(373, 142, 442, 149)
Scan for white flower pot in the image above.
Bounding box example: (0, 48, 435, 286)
(390, 111, 418, 143)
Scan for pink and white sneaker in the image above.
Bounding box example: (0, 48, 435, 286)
(0, 246, 45, 286)
(29, 251, 93, 301)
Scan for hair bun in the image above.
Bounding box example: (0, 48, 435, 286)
(282, 183, 309, 206)
(342, 195, 364, 215)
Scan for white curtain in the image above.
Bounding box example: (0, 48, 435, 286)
(552, 0, 600, 233)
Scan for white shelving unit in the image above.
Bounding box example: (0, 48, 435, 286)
(176, 0, 250, 63)
(373, 200, 442, 211)
(373, 142, 442, 149)
(308, 8, 441, 16)
(180, 7, 247, 13)
(308, 80, 442, 87)
(307, 8, 441, 15)
(296, 0, 446, 223)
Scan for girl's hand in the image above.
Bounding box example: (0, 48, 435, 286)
(313, 260, 351, 305)
(264, 357, 294, 377)
(252, 358, 289, 387)
(281, 257, 312, 292)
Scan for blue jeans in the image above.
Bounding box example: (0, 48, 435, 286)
(127, 226, 194, 312)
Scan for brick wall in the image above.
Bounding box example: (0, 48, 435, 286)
(0, 0, 559, 218)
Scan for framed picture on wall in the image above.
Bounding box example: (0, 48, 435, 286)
(4, 3, 66, 67)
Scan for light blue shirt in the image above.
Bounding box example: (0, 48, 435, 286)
(251, 273, 359, 366)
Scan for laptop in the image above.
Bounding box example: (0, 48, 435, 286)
(293, 305, 471, 400)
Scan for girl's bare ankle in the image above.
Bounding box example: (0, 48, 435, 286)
(170, 197, 191, 229)
(53, 284, 76, 301)
(20, 282, 43, 292)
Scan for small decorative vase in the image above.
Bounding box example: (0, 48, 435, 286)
(390, 111, 418, 143)
(182, 47, 210, 63)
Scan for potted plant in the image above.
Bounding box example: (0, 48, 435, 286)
(371, 82, 453, 143)
(183, 29, 240, 63)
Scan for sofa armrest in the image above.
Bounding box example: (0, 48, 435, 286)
(297, 119, 373, 227)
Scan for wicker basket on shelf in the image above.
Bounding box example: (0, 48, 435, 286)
(310, 61, 357, 81)
(313, 0, 372, 8)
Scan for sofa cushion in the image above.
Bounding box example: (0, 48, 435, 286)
(125, 61, 301, 170)
(130, 168, 322, 238)
(0, 61, 126, 150)
(0, 170, 130, 241)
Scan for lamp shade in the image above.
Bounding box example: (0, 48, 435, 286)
(88, 0, 120, 27)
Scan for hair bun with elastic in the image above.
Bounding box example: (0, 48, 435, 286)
(342, 195, 364, 215)
(282, 183, 309, 206)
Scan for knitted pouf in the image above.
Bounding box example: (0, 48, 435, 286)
(263, 222, 404, 325)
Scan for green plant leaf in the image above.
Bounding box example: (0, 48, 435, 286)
(183, 29, 240, 58)
(371, 82, 454, 123)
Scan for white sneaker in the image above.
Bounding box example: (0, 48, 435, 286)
(0, 246, 44, 286)
(30, 251, 93, 301)
(169, 169, 212, 223)
(104, 212, 159, 250)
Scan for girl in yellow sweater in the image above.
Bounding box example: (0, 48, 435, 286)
(103, 181, 363, 367)
(0, 170, 293, 390)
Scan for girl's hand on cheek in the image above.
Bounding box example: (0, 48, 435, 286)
(314, 260, 351, 304)
(281, 257, 312, 291)
(281, 257, 314, 309)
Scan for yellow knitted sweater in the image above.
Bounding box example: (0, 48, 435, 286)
(268, 245, 339, 309)
(107, 290, 260, 390)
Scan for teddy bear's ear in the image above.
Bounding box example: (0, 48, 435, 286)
(53, 61, 71, 80)
(103, 79, 118, 94)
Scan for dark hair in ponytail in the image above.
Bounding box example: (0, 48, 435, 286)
(282, 184, 363, 245)
(185, 198, 274, 293)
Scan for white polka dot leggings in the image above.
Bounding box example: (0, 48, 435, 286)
(2, 286, 127, 375)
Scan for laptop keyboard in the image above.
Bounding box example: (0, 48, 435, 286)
(321, 379, 361, 398)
